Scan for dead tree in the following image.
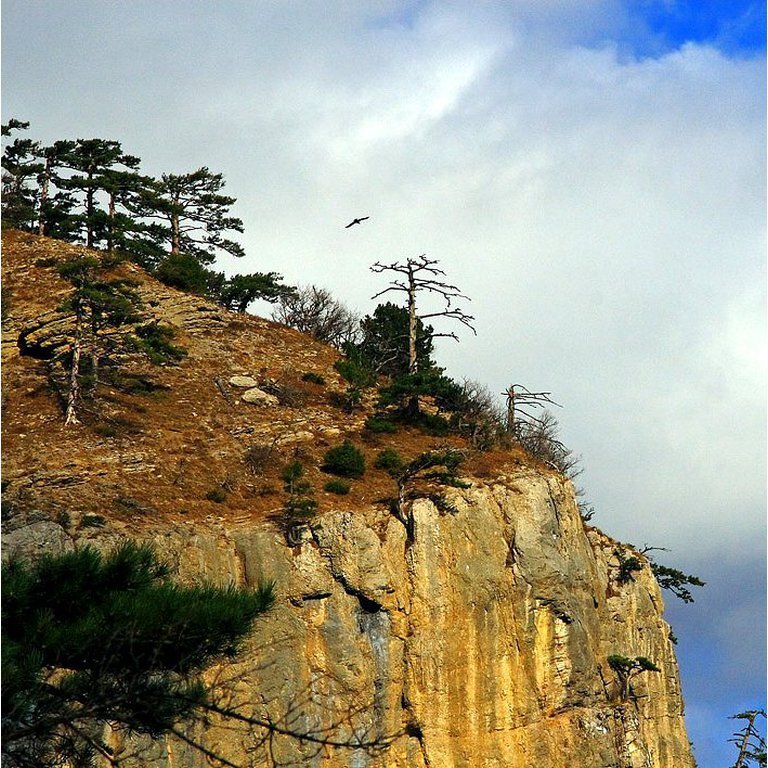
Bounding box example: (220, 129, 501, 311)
(502, 384, 562, 433)
(370, 254, 475, 375)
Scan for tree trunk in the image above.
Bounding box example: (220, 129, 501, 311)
(407, 264, 417, 374)
(107, 192, 116, 253)
(733, 712, 758, 768)
(86, 185, 95, 248)
(170, 193, 181, 255)
(506, 387, 516, 432)
(406, 263, 419, 416)
(65, 315, 83, 426)
(38, 157, 51, 236)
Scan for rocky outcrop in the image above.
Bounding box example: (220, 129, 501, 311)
(0, 232, 694, 767)
(5, 471, 693, 768)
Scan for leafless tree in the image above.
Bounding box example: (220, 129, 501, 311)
(271, 285, 360, 349)
(502, 384, 562, 433)
(370, 254, 475, 375)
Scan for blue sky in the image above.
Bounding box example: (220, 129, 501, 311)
(2, 2, 765, 766)
(623, 0, 766, 55)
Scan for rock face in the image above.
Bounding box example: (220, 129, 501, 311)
(28, 471, 692, 768)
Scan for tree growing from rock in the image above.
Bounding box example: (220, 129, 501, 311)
(383, 448, 469, 536)
(607, 654, 660, 701)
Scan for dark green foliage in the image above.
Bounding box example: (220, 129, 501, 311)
(322, 441, 366, 478)
(334, 350, 377, 389)
(385, 448, 468, 534)
(364, 416, 398, 434)
(58, 257, 141, 330)
(374, 448, 405, 474)
(377, 371, 462, 424)
(614, 548, 644, 584)
(398, 449, 469, 488)
(412, 412, 451, 435)
(356, 301, 435, 377)
(54, 138, 143, 250)
(285, 495, 318, 520)
(154, 252, 218, 295)
(206, 488, 228, 504)
(217, 272, 294, 312)
(281, 460, 308, 494)
(138, 167, 245, 266)
(1, 119, 41, 231)
(131, 322, 187, 365)
(2, 542, 274, 768)
(324, 479, 351, 495)
(607, 654, 660, 701)
(650, 563, 705, 604)
(281, 460, 318, 544)
(302, 372, 326, 385)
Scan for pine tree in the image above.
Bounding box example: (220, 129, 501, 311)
(357, 301, 435, 377)
(53, 255, 147, 425)
(138, 166, 245, 266)
(2, 541, 275, 768)
(1, 119, 42, 230)
(56, 138, 142, 249)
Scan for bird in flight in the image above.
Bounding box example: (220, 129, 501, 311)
(345, 216, 370, 228)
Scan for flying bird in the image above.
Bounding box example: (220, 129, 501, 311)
(345, 216, 370, 228)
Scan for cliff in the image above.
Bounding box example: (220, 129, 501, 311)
(1, 231, 695, 767)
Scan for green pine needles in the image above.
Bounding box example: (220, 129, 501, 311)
(2, 541, 274, 768)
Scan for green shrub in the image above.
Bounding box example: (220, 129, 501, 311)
(374, 448, 404, 474)
(614, 548, 643, 584)
(281, 460, 310, 494)
(415, 412, 451, 435)
(364, 416, 398, 434)
(333, 353, 376, 388)
(206, 488, 228, 504)
(154, 253, 214, 295)
(132, 323, 187, 365)
(285, 495, 318, 521)
(301, 372, 325, 385)
(322, 441, 365, 478)
(324, 479, 350, 495)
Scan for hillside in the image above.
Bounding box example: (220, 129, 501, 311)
(1, 230, 695, 768)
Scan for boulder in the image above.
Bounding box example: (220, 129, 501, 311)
(241, 387, 279, 406)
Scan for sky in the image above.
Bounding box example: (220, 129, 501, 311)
(2, 1, 765, 765)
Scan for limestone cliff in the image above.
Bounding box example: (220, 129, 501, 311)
(1, 231, 695, 767)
